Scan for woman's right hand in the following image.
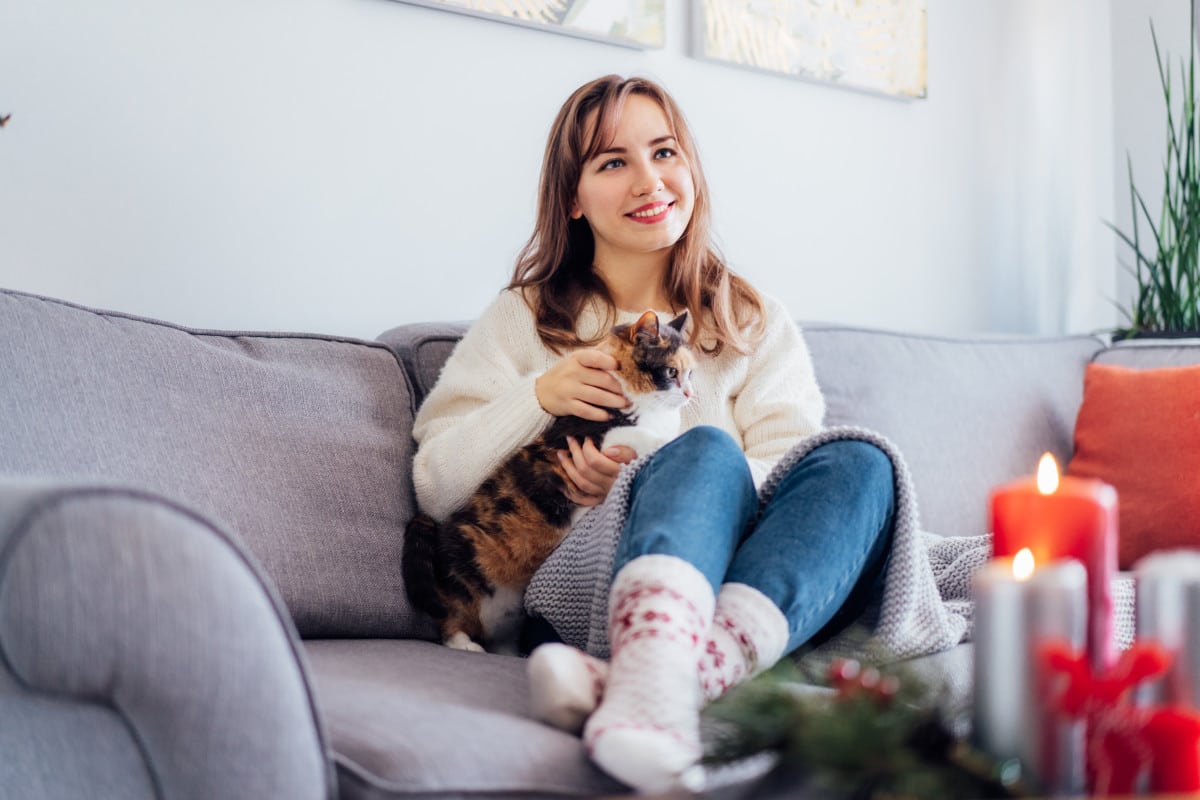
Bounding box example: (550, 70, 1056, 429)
(535, 349, 628, 421)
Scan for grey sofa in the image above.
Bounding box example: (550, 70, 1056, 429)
(2, 286, 1197, 799)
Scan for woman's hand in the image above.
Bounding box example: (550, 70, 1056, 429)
(558, 437, 637, 507)
(535, 349, 628, 422)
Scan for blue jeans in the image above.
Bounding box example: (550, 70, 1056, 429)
(612, 426, 896, 654)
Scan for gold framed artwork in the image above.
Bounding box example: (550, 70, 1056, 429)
(692, 0, 928, 99)
(393, 0, 666, 49)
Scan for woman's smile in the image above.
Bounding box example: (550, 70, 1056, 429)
(626, 201, 676, 224)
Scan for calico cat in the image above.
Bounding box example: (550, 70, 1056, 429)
(403, 310, 695, 653)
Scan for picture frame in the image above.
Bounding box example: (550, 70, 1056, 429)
(691, 0, 928, 99)
(392, 0, 666, 50)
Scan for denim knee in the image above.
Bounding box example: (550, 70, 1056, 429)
(812, 440, 893, 490)
(668, 425, 743, 461)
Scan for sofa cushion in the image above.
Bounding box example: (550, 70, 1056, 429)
(1075, 340, 1200, 568)
(307, 638, 977, 799)
(800, 325, 1105, 538)
(0, 289, 431, 639)
(1068, 362, 1200, 568)
(304, 639, 624, 798)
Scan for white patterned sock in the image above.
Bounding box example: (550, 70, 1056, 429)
(582, 555, 714, 794)
(698, 582, 790, 701)
(527, 583, 789, 734)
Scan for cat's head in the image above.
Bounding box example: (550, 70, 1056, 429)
(606, 310, 695, 410)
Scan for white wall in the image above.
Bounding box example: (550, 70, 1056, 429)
(1110, 0, 1195, 327)
(1, 0, 1124, 339)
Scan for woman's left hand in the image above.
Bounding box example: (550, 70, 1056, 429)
(557, 437, 637, 506)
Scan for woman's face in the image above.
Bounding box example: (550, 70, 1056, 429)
(571, 94, 696, 268)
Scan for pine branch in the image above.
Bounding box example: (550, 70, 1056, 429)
(702, 656, 1034, 799)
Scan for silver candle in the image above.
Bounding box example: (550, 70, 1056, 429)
(1135, 550, 1200, 707)
(973, 554, 1086, 794)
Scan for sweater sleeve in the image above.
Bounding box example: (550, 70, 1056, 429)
(732, 295, 826, 488)
(411, 290, 554, 521)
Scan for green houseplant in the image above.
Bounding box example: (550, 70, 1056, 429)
(1112, 4, 1200, 339)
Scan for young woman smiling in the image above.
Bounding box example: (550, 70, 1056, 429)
(410, 75, 896, 793)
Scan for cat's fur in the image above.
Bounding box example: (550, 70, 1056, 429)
(403, 310, 695, 653)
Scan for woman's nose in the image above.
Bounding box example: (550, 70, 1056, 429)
(633, 163, 664, 196)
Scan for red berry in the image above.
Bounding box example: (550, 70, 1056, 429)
(828, 658, 861, 685)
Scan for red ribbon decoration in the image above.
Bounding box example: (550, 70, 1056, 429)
(1041, 639, 1200, 795)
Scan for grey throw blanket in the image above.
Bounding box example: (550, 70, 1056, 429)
(525, 426, 1137, 662)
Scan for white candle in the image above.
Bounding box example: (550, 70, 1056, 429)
(973, 553, 1086, 794)
(1135, 550, 1200, 706)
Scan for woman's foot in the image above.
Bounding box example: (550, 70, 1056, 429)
(527, 643, 608, 734)
(528, 582, 789, 738)
(698, 582, 790, 700)
(582, 555, 714, 793)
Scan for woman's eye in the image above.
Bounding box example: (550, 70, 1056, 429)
(654, 147, 676, 159)
(600, 158, 624, 171)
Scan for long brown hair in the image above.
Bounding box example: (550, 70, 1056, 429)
(508, 75, 765, 356)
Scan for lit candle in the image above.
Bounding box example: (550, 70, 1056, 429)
(991, 453, 1118, 670)
(1134, 550, 1200, 707)
(973, 552, 1087, 794)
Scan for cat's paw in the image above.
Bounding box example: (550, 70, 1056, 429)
(445, 632, 486, 653)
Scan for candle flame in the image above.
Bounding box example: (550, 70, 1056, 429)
(1013, 548, 1035, 580)
(1037, 453, 1060, 495)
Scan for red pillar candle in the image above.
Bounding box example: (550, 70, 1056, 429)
(991, 453, 1118, 670)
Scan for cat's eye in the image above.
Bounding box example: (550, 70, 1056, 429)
(666, 367, 678, 379)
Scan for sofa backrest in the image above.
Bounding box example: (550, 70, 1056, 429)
(800, 325, 1105, 537)
(0, 289, 432, 640)
(378, 321, 468, 408)
(1092, 337, 1200, 369)
(381, 321, 1108, 540)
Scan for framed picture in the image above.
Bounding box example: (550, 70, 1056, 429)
(394, 0, 666, 49)
(692, 0, 927, 99)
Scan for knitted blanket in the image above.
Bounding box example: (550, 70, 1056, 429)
(525, 426, 1137, 662)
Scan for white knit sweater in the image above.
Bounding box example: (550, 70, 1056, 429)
(412, 289, 826, 522)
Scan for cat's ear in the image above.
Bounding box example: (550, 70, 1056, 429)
(630, 310, 660, 343)
(668, 311, 688, 332)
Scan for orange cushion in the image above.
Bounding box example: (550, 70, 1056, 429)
(1068, 362, 1200, 569)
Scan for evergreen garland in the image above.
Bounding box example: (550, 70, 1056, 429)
(702, 656, 1034, 799)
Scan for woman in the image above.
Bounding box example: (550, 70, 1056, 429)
(411, 75, 895, 792)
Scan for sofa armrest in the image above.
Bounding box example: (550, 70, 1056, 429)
(0, 481, 336, 800)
